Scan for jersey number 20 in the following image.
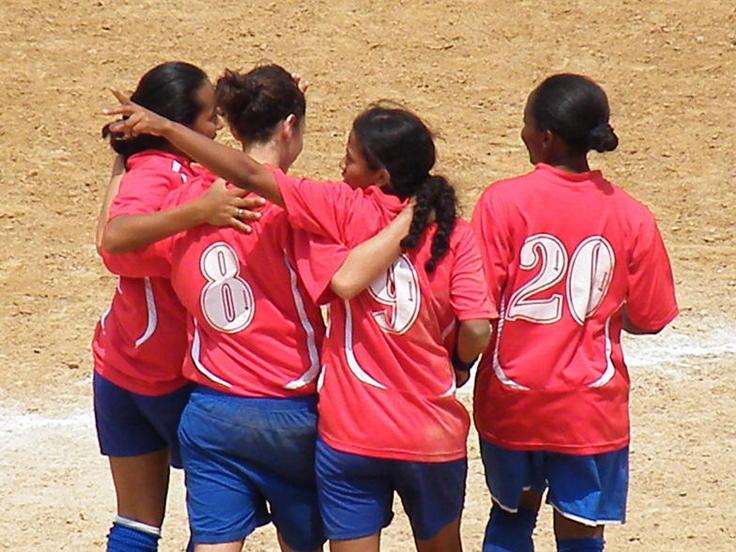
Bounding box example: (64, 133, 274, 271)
(200, 242, 255, 333)
(507, 234, 615, 325)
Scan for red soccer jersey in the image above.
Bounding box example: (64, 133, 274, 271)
(93, 151, 199, 396)
(271, 168, 497, 462)
(471, 163, 678, 455)
(104, 172, 348, 399)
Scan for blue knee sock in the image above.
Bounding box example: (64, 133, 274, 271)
(483, 505, 537, 552)
(556, 537, 604, 552)
(107, 517, 160, 552)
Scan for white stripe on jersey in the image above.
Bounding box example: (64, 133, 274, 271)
(134, 277, 158, 348)
(282, 252, 320, 390)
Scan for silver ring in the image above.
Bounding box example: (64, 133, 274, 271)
(236, 208, 244, 219)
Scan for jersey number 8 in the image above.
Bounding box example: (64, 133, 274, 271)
(200, 242, 255, 333)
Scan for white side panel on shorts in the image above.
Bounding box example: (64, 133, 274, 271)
(283, 253, 320, 389)
(134, 277, 158, 348)
(190, 319, 233, 388)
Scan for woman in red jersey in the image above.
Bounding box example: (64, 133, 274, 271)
(93, 61, 260, 552)
(105, 98, 496, 552)
(471, 74, 678, 552)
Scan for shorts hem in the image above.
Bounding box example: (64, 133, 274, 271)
(326, 515, 392, 542)
(192, 524, 258, 546)
(549, 503, 625, 526)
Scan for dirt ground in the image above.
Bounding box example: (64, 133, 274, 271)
(0, 0, 734, 550)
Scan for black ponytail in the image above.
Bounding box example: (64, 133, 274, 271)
(102, 61, 209, 158)
(352, 104, 458, 273)
(400, 176, 457, 273)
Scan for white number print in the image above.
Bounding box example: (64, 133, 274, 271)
(199, 242, 255, 333)
(506, 235, 567, 324)
(368, 255, 421, 335)
(506, 234, 615, 325)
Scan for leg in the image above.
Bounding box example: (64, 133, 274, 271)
(329, 534, 380, 552)
(553, 512, 604, 551)
(415, 515, 462, 552)
(94, 373, 176, 551)
(194, 541, 244, 552)
(108, 450, 171, 526)
(479, 438, 546, 552)
(483, 490, 542, 552)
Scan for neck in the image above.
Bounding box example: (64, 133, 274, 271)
(242, 140, 290, 172)
(547, 155, 590, 174)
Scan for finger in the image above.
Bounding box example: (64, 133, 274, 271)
(237, 196, 266, 208)
(236, 209, 261, 222)
(226, 186, 248, 197)
(229, 218, 252, 233)
(102, 105, 136, 117)
(111, 88, 131, 104)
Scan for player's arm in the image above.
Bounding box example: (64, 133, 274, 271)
(95, 155, 126, 252)
(105, 99, 284, 207)
(448, 225, 497, 387)
(329, 203, 414, 300)
(101, 180, 264, 254)
(452, 320, 492, 387)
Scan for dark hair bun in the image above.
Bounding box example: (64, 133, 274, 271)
(588, 123, 619, 153)
(216, 65, 306, 143)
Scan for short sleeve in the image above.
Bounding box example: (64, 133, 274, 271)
(109, 168, 174, 218)
(270, 167, 354, 245)
(625, 212, 678, 331)
(471, 187, 514, 308)
(291, 230, 351, 305)
(450, 223, 498, 321)
(100, 237, 173, 279)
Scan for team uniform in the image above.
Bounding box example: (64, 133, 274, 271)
(269, 167, 497, 540)
(104, 170, 348, 550)
(93, 150, 201, 468)
(471, 163, 678, 526)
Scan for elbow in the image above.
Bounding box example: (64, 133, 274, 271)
(330, 276, 362, 301)
(462, 319, 492, 356)
(100, 234, 125, 255)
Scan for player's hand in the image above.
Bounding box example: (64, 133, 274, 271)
(454, 369, 471, 388)
(196, 179, 265, 232)
(291, 72, 310, 95)
(103, 89, 171, 138)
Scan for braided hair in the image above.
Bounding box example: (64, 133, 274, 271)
(352, 105, 457, 273)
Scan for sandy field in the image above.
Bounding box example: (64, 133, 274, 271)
(0, 0, 734, 550)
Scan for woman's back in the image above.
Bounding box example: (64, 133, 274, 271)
(273, 169, 495, 461)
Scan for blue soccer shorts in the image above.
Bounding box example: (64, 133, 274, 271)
(480, 438, 628, 525)
(316, 438, 467, 541)
(93, 371, 191, 468)
(178, 387, 324, 551)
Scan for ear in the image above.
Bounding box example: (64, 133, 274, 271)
(282, 114, 298, 139)
(541, 129, 555, 150)
(374, 167, 391, 188)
